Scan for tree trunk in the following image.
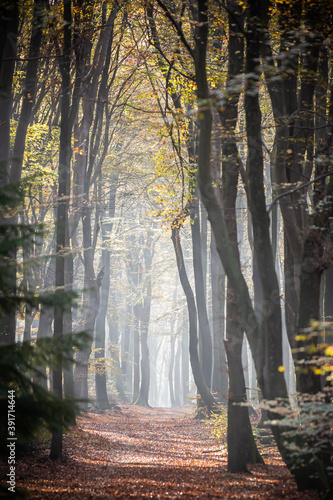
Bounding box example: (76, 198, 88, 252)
(95, 180, 118, 408)
(95, 238, 111, 410)
(50, 0, 71, 460)
(244, 0, 288, 404)
(135, 310, 151, 407)
(181, 299, 189, 405)
(11, 0, 45, 184)
(131, 304, 141, 404)
(169, 336, 176, 407)
(323, 267, 333, 322)
(174, 340, 182, 406)
(135, 234, 153, 407)
(0, 0, 18, 188)
(211, 231, 228, 404)
(63, 251, 75, 405)
(221, 9, 263, 463)
(194, 0, 289, 467)
(0, 1, 20, 344)
(191, 189, 212, 388)
(171, 225, 218, 412)
(296, 178, 333, 394)
(121, 303, 132, 398)
(34, 254, 55, 389)
(225, 325, 263, 471)
(108, 307, 127, 403)
(74, 204, 103, 407)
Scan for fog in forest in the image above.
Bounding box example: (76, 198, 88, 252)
(1, 0, 332, 497)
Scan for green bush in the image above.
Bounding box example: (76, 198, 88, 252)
(205, 406, 228, 445)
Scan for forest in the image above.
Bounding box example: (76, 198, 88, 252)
(0, 0, 332, 498)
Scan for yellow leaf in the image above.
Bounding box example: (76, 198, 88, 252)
(278, 366, 285, 372)
(325, 345, 333, 356)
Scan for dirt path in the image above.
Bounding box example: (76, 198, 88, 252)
(1, 405, 319, 499)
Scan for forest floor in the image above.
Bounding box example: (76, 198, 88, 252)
(1, 404, 320, 499)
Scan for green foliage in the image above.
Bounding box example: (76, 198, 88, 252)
(90, 347, 118, 376)
(264, 389, 333, 497)
(205, 406, 228, 445)
(0, 181, 90, 454)
(262, 321, 333, 497)
(0, 331, 90, 454)
(23, 123, 59, 188)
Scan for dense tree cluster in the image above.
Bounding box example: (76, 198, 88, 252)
(1, 0, 332, 496)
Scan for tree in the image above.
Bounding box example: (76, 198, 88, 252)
(50, 0, 72, 461)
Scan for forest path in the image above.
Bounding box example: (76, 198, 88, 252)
(8, 405, 318, 499)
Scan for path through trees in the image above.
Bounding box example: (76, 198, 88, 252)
(1, 405, 319, 499)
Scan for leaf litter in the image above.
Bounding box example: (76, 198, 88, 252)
(0, 405, 320, 498)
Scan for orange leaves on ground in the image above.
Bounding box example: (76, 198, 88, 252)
(0, 405, 319, 499)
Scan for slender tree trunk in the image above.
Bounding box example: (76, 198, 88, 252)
(50, 0, 71, 460)
(135, 231, 153, 407)
(121, 303, 132, 397)
(181, 299, 189, 404)
(211, 231, 228, 404)
(63, 250, 75, 405)
(191, 190, 212, 388)
(216, 2, 262, 470)
(284, 237, 299, 348)
(3, 0, 45, 345)
(22, 224, 34, 341)
(174, 340, 182, 406)
(225, 324, 263, 471)
(74, 205, 103, 407)
(108, 306, 127, 403)
(200, 201, 207, 296)
(169, 336, 176, 407)
(323, 267, 333, 322)
(95, 238, 111, 410)
(34, 254, 55, 388)
(11, 0, 45, 184)
(0, 1, 20, 344)
(95, 180, 118, 408)
(135, 308, 151, 407)
(0, 0, 18, 188)
(222, 99, 263, 473)
(171, 225, 218, 412)
(131, 304, 140, 404)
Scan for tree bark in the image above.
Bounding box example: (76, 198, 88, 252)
(211, 231, 228, 404)
(11, 0, 46, 184)
(171, 224, 218, 412)
(181, 299, 189, 404)
(50, 0, 71, 461)
(121, 303, 132, 397)
(169, 336, 176, 407)
(190, 189, 212, 388)
(221, 3, 262, 468)
(194, 0, 290, 468)
(95, 236, 111, 410)
(0, 0, 18, 188)
(95, 179, 118, 409)
(131, 304, 140, 404)
(135, 232, 153, 407)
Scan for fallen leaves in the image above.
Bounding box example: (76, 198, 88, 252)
(0, 405, 320, 499)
